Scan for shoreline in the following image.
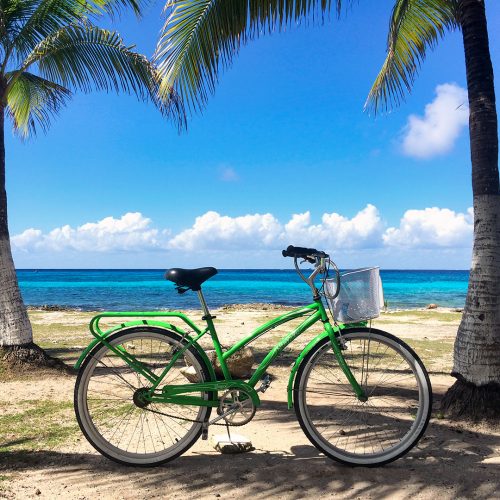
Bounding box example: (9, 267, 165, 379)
(26, 303, 464, 314)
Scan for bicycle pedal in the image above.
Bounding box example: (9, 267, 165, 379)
(257, 374, 271, 393)
(201, 425, 208, 440)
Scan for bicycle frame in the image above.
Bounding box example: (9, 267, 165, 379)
(75, 298, 367, 409)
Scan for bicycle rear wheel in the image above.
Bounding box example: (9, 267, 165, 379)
(294, 328, 432, 466)
(75, 327, 212, 466)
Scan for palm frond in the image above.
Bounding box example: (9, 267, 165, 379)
(365, 0, 458, 113)
(0, 1, 34, 47)
(6, 0, 146, 65)
(21, 23, 156, 98)
(100, 0, 144, 16)
(18, 22, 186, 129)
(6, 1, 100, 64)
(5, 70, 72, 136)
(155, 0, 344, 114)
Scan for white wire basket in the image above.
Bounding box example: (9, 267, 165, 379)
(324, 267, 384, 323)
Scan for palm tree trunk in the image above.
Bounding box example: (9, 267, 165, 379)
(441, 0, 500, 419)
(0, 106, 33, 346)
(0, 105, 66, 371)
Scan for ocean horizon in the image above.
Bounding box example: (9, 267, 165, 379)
(17, 268, 469, 311)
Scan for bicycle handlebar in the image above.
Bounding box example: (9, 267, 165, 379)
(283, 245, 340, 301)
(282, 245, 329, 263)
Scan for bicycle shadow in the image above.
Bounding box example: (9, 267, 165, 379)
(2, 416, 498, 499)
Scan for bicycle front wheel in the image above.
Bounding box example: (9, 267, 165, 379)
(75, 327, 212, 466)
(294, 328, 432, 466)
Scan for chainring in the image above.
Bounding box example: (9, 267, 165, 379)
(217, 388, 256, 426)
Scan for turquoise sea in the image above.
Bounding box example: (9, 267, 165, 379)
(17, 269, 469, 311)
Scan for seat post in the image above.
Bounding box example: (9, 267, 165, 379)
(196, 289, 212, 319)
(197, 288, 231, 380)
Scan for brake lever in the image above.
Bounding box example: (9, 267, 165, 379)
(303, 256, 316, 264)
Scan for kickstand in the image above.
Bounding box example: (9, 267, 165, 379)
(225, 420, 232, 442)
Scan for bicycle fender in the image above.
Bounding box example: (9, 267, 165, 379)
(287, 330, 330, 409)
(286, 322, 373, 408)
(74, 321, 217, 384)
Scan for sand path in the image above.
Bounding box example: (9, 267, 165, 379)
(1, 308, 499, 499)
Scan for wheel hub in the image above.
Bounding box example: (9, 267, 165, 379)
(133, 388, 151, 408)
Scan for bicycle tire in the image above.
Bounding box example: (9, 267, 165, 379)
(294, 328, 432, 466)
(75, 327, 213, 466)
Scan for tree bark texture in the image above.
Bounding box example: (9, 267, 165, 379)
(442, 0, 500, 418)
(0, 106, 33, 347)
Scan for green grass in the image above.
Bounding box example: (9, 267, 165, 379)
(407, 338, 454, 354)
(377, 310, 462, 323)
(30, 322, 89, 341)
(0, 400, 78, 453)
(0, 474, 11, 494)
(406, 338, 454, 372)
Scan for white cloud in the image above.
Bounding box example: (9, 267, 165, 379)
(219, 166, 239, 182)
(168, 211, 281, 251)
(11, 206, 474, 266)
(12, 212, 165, 253)
(284, 205, 384, 249)
(12, 228, 42, 251)
(169, 205, 384, 252)
(383, 207, 473, 248)
(401, 83, 469, 159)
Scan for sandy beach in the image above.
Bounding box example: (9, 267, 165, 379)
(1, 306, 499, 499)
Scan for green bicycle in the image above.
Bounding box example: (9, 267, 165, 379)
(74, 246, 432, 467)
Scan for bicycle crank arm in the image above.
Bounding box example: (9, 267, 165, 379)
(201, 398, 254, 440)
(208, 404, 244, 426)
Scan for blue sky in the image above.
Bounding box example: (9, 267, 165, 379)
(9, 1, 500, 269)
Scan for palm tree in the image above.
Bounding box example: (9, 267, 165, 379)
(155, 0, 499, 419)
(0, 0, 182, 368)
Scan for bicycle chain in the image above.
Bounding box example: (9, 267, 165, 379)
(143, 406, 234, 426)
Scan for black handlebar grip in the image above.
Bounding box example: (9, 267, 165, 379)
(282, 245, 328, 259)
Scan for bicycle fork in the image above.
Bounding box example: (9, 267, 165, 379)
(325, 322, 367, 402)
